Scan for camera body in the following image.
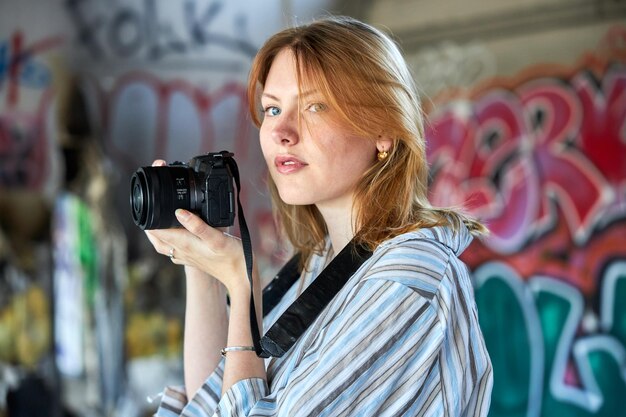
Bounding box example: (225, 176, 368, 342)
(130, 151, 235, 230)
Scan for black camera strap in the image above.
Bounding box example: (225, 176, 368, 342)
(261, 253, 302, 315)
(259, 242, 372, 357)
(222, 153, 263, 353)
(225, 152, 373, 358)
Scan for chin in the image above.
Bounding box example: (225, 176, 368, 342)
(276, 187, 315, 206)
(278, 194, 314, 206)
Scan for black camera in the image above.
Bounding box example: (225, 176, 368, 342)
(130, 151, 236, 230)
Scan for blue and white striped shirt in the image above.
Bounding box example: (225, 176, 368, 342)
(155, 225, 493, 416)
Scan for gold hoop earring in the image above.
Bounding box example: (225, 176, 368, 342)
(377, 150, 389, 161)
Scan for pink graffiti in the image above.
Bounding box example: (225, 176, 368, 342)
(520, 80, 608, 243)
(426, 95, 540, 253)
(575, 69, 626, 220)
(427, 69, 621, 254)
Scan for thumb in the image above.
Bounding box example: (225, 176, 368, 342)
(175, 209, 222, 242)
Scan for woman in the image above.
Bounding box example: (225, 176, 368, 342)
(147, 15, 492, 417)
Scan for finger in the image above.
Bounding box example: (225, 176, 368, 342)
(175, 209, 225, 244)
(167, 247, 180, 264)
(146, 230, 183, 265)
(152, 159, 167, 167)
(145, 230, 169, 255)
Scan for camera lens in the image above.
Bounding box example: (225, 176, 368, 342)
(132, 181, 143, 215)
(130, 166, 197, 230)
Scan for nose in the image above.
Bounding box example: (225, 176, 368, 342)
(271, 112, 299, 146)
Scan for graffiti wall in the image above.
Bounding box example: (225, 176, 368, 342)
(3, 0, 625, 414)
(0, 4, 68, 413)
(0, 1, 294, 414)
(59, 2, 295, 414)
(0, 28, 64, 195)
(425, 28, 626, 417)
(61, 0, 292, 268)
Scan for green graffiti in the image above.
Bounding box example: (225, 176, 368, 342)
(475, 263, 543, 417)
(601, 262, 626, 347)
(474, 261, 626, 417)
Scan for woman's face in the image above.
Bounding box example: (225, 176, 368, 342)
(259, 49, 378, 213)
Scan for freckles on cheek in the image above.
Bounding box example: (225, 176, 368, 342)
(259, 131, 271, 156)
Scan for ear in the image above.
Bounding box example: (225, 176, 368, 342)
(376, 135, 393, 153)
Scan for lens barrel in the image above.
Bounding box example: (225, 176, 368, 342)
(130, 166, 197, 230)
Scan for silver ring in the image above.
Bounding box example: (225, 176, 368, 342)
(223, 232, 241, 241)
(168, 247, 175, 260)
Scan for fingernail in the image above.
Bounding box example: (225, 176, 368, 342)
(175, 209, 190, 220)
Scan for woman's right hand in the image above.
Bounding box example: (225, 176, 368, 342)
(143, 160, 252, 297)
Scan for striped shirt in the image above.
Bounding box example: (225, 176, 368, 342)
(155, 225, 493, 417)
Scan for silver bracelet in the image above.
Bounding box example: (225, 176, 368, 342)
(221, 346, 256, 357)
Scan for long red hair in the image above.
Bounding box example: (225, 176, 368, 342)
(248, 16, 487, 262)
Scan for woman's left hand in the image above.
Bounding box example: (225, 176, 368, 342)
(145, 209, 249, 295)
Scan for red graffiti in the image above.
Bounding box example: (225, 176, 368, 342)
(427, 69, 621, 254)
(104, 72, 254, 169)
(0, 91, 55, 189)
(426, 95, 541, 253)
(575, 68, 626, 219)
(7, 31, 23, 106)
(0, 30, 64, 189)
(426, 61, 626, 298)
(463, 213, 626, 295)
(520, 81, 608, 243)
(0, 31, 64, 107)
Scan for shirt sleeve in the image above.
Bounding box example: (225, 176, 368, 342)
(153, 355, 264, 417)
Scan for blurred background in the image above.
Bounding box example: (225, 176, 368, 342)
(0, 0, 624, 416)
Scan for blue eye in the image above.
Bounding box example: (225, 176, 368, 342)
(264, 106, 281, 116)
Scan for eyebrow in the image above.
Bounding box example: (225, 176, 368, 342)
(261, 90, 321, 101)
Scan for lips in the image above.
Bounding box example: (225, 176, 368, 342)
(274, 154, 307, 174)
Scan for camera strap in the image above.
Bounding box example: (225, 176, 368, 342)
(259, 241, 372, 358)
(261, 253, 302, 315)
(222, 153, 264, 353)
(225, 152, 373, 358)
